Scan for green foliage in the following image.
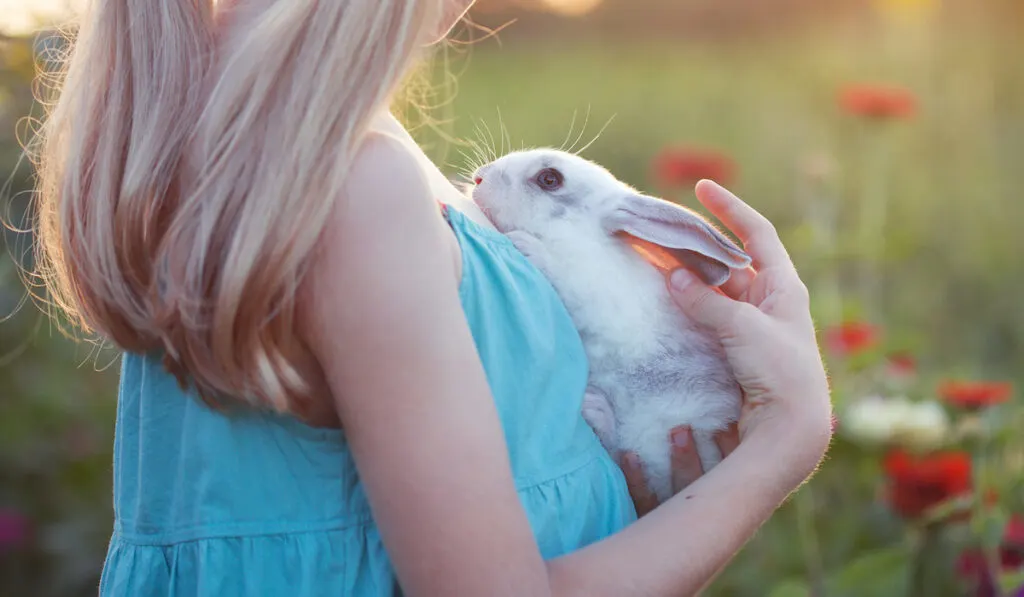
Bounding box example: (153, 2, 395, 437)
(0, 34, 117, 597)
(828, 545, 910, 597)
(429, 16, 1024, 379)
(2, 7, 1023, 597)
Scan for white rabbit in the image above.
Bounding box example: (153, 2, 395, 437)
(471, 149, 751, 502)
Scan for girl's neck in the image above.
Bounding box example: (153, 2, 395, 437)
(373, 111, 496, 229)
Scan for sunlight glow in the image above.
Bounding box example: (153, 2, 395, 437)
(0, 0, 83, 34)
(540, 0, 604, 17)
(0, 0, 609, 34)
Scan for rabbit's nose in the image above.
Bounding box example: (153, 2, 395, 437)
(473, 164, 492, 184)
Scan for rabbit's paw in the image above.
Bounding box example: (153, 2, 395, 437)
(582, 389, 618, 453)
(505, 230, 550, 273)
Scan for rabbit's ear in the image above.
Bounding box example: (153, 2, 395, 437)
(603, 194, 751, 286)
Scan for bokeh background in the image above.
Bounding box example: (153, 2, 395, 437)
(2, 0, 1023, 595)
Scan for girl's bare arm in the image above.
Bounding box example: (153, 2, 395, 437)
(298, 134, 831, 597)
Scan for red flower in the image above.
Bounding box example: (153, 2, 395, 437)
(957, 516, 1024, 597)
(839, 84, 917, 120)
(983, 488, 1000, 507)
(824, 321, 881, 356)
(1008, 516, 1024, 546)
(886, 352, 917, 378)
(1006, 516, 1024, 569)
(652, 147, 735, 188)
(0, 509, 29, 550)
(939, 380, 1013, 410)
(964, 516, 1024, 569)
(883, 449, 972, 519)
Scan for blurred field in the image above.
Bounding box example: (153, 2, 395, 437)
(430, 16, 1024, 378)
(2, 1, 1023, 596)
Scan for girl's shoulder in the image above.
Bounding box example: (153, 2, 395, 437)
(308, 127, 461, 290)
(294, 125, 463, 358)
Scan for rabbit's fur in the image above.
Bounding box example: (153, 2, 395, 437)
(471, 149, 751, 501)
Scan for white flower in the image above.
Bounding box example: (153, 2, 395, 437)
(843, 396, 900, 444)
(891, 400, 949, 450)
(842, 396, 950, 450)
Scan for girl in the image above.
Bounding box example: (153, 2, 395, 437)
(33, 0, 832, 595)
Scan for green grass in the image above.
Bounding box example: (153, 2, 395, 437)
(420, 29, 1024, 593)
(413, 24, 1024, 381)
(2, 15, 1023, 597)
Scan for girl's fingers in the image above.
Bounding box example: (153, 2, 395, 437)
(714, 422, 741, 457)
(620, 451, 659, 517)
(670, 426, 704, 494)
(694, 180, 794, 273)
(718, 266, 756, 301)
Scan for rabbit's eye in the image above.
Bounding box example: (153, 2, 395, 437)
(535, 168, 564, 191)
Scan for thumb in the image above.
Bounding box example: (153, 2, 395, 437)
(668, 268, 738, 332)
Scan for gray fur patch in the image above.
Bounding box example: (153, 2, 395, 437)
(622, 347, 736, 398)
(552, 190, 581, 207)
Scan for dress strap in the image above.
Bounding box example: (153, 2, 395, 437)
(437, 200, 456, 232)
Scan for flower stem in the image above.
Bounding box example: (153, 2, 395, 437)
(796, 486, 827, 597)
(857, 126, 893, 323)
(974, 423, 1006, 597)
(811, 186, 842, 325)
(906, 525, 932, 597)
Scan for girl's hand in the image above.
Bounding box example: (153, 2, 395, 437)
(619, 180, 830, 516)
(667, 180, 833, 476)
(619, 424, 741, 517)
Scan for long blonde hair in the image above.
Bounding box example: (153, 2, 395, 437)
(32, 0, 442, 414)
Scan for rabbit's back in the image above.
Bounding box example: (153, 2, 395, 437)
(535, 232, 741, 500)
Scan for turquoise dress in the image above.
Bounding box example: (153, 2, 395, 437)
(99, 205, 637, 596)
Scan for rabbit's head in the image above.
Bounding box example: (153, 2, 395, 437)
(471, 149, 751, 286)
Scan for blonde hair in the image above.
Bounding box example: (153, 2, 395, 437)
(32, 0, 442, 414)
